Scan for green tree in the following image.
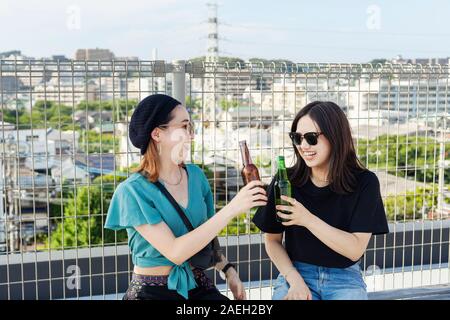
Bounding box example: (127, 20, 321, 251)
(18, 100, 79, 130)
(46, 185, 101, 249)
(185, 96, 201, 120)
(357, 134, 450, 184)
(2, 107, 26, 125)
(76, 99, 138, 122)
(188, 56, 246, 67)
(369, 59, 388, 65)
(45, 173, 128, 250)
(219, 98, 239, 112)
(254, 154, 271, 169)
(384, 185, 449, 221)
(79, 130, 118, 154)
(219, 212, 259, 236)
(248, 58, 294, 65)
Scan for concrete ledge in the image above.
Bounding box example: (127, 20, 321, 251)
(368, 284, 450, 300)
(68, 283, 450, 300)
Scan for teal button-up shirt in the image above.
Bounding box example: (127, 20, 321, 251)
(104, 163, 215, 299)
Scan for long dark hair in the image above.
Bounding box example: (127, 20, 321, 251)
(287, 101, 366, 194)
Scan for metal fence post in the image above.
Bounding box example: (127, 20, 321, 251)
(171, 60, 186, 105)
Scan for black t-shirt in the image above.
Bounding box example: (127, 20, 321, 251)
(252, 169, 389, 268)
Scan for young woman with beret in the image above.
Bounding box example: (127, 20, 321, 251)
(105, 94, 267, 300)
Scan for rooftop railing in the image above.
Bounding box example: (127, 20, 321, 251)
(0, 60, 449, 299)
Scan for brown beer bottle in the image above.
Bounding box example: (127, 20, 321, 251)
(239, 140, 261, 185)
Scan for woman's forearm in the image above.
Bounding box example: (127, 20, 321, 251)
(265, 237, 306, 286)
(306, 215, 366, 261)
(171, 205, 236, 264)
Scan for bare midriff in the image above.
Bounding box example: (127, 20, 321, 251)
(133, 263, 196, 276)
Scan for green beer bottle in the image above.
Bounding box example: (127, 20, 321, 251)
(274, 156, 292, 223)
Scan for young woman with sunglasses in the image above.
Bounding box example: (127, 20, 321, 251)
(105, 94, 268, 300)
(252, 101, 389, 300)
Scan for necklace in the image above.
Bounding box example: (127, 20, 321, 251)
(159, 166, 183, 186)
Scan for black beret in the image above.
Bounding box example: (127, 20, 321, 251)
(129, 94, 181, 155)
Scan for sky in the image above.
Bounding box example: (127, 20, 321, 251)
(1, 0, 450, 63)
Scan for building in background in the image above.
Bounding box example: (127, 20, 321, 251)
(75, 48, 115, 61)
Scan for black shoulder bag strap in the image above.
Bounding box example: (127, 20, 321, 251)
(153, 179, 222, 266)
(153, 180, 195, 231)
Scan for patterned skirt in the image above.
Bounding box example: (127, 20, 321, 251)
(123, 268, 227, 300)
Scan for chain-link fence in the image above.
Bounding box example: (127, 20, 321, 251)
(0, 60, 449, 299)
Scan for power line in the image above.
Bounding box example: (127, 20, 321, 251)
(221, 23, 450, 38)
(222, 38, 450, 56)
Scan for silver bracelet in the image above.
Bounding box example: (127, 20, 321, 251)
(215, 255, 228, 271)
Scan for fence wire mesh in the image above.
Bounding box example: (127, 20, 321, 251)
(0, 60, 449, 299)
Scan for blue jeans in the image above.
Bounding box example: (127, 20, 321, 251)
(272, 261, 368, 300)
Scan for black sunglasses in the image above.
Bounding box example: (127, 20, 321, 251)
(289, 132, 323, 146)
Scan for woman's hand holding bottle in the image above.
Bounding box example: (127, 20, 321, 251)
(226, 180, 267, 218)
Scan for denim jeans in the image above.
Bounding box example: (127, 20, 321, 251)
(272, 261, 368, 300)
